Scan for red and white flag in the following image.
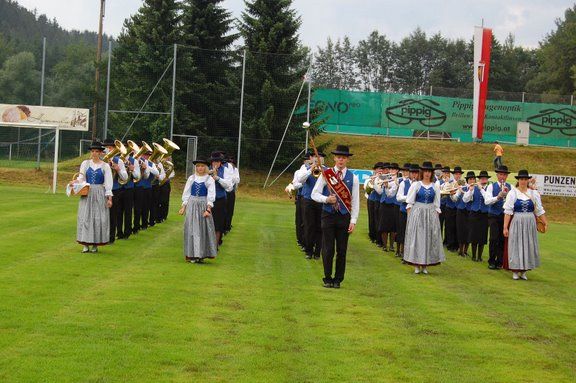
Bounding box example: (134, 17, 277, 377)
(472, 26, 492, 140)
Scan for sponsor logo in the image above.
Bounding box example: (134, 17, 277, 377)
(385, 99, 447, 127)
(310, 100, 361, 114)
(526, 108, 576, 136)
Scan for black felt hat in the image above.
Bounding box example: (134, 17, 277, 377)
(465, 171, 477, 180)
(88, 140, 105, 151)
(421, 161, 434, 170)
(409, 164, 420, 172)
(390, 162, 400, 170)
(495, 165, 511, 174)
(209, 151, 226, 162)
(515, 169, 532, 179)
(452, 166, 464, 174)
(102, 138, 115, 147)
(382, 162, 391, 168)
(478, 170, 491, 179)
(401, 163, 411, 171)
(331, 145, 353, 156)
(441, 166, 451, 173)
(434, 163, 442, 170)
(193, 159, 210, 166)
(373, 161, 386, 169)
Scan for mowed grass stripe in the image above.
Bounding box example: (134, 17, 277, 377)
(0, 186, 575, 382)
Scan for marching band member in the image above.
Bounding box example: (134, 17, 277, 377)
(296, 150, 326, 259)
(208, 151, 234, 247)
(150, 160, 166, 227)
(452, 171, 476, 257)
(393, 163, 411, 256)
(483, 165, 511, 269)
(365, 162, 385, 244)
(396, 163, 419, 259)
(436, 166, 452, 244)
(225, 157, 240, 234)
(463, 170, 490, 262)
(403, 161, 445, 274)
(292, 155, 308, 249)
(503, 170, 548, 280)
(158, 156, 175, 223)
(444, 166, 463, 252)
(178, 159, 218, 263)
(434, 163, 443, 182)
(70, 141, 113, 253)
(118, 147, 140, 239)
(103, 138, 128, 244)
(376, 162, 398, 253)
(311, 145, 359, 289)
(137, 149, 159, 231)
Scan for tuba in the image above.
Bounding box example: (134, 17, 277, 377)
(149, 142, 168, 164)
(102, 140, 127, 162)
(159, 160, 174, 186)
(133, 141, 153, 162)
(161, 138, 180, 160)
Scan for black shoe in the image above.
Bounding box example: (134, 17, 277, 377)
(333, 282, 341, 289)
(382, 247, 388, 252)
(389, 245, 395, 252)
(313, 254, 320, 260)
(488, 264, 497, 270)
(305, 254, 312, 259)
(323, 282, 333, 288)
(377, 243, 383, 248)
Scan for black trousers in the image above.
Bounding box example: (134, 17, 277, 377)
(295, 196, 304, 245)
(109, 188, 123, 243)
(137, 187, 152, 229)
(118, 187, 134, 238)
(225, 190, 236, 232)
(303, 198, 323, 256)
(439, 205, 446, 243)
(150, 184, 161, 226)
(159, 182, 171, 221)
(321, 211, 351, 283)
(367, 199, 376, 241)
(488, 214, 505, 267)
(444, 207, 458, 250)
(133, 187, 144, 232)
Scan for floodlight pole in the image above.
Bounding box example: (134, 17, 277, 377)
(237, 49, 247, 170)
(305, 57, 312, 152)
(52, 128, 60, 194)
(103, 39, 112, 139)
(169, 44, 177, 141)
(92, 0, 106, 140)
(37, 36, 46, 168)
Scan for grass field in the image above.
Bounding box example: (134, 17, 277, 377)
(1, 184, 575, 382)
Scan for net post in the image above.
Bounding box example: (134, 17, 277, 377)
(237, 49, 247, 170)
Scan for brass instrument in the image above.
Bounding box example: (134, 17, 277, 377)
(102, 140, 129, 185)
(365, 176, 376, 194)
(159, 160, 174, 186)
(160, 138, 180, 161)
(440, 180, 459, 195)
(133, 141, 152, 162)
(149, 142, 168, 164)
(305, 158, 323, 178)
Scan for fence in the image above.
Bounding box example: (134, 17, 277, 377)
(0, 39, 574, 179)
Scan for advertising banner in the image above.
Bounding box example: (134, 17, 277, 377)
(0, 104, 89, 131)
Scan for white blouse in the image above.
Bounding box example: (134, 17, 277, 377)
(503, 187, 545, 216)
(181, 174, 216, 207)
(406, 181, 441, 213)
(77, 160, 113, 197)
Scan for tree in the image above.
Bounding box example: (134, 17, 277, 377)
(393, 28, 433, 93)
(527, 5, 576, 95)
(239, 0, 309, 168)
(313, 38, 341, 89)
(179, 0, 238, 149)
(355, 31, 396, 92)
(110, 0, 180, 141)
(0, 51, 40, 104)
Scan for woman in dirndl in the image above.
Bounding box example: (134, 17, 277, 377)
(403, 161, 446, 274)
(178, 159, 218, 263)
(503, 170, 548, 280)
(71, 141, 113, 253)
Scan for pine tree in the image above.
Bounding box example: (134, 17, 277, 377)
(179, 0, 238, 156)
(110, 0, 180, 141)
(239, 0, 309, 168)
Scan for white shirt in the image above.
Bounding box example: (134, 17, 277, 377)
(128, 157, 141, 182)
(212, 165, 234, 192)
(311, 166, 360, 224)
(406, 181, 441, 213)
(77, 160, 113, 197)
(156, 162, 166, 182)
(463, 184, 488, 203)
(483, 182, 509, 205)
(503, 187, 545, 216)
(181, 174, 216, 207)
(113, 158, 128, 183)
(396, 179, 413, 203)
(291, 164, 306, 189)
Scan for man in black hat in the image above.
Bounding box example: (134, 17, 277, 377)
(136, 148, 159, 231)
(311, 145, 360, 288)
(444, 166, 463, 252)
(434, 163, 443, 182)
(292, 152, 310, 250)
(103, 138, 128, 243)
(118, 143, 141, 239)
(365, 162, 385, 244)
(483, 165, 511, 269)
(295, 150, 326, 259)
(209, 151, 233, 247)
(463, 170, 491, 262)
(224, 157, 240, 234)
(157, 155, 174, 223)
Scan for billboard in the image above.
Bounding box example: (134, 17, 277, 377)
(0, 104, 89, 131)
